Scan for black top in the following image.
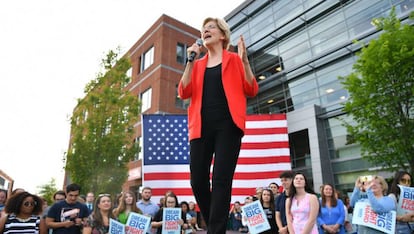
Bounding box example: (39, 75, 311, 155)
(201, 63, 231, 123)
(261, 205, 278, 234)
(275, 191, 288, 227)
(153, 208, 186, 234)
(47, 200, 89, 234)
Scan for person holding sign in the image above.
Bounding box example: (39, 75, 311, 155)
(388, 171, 414, 234)
(113, 191, 142, 224)
(286, 172, 319, 234)
(151, 192, 187, 234)
(83, 194, 115, 234)
(259, 188, 278, 233)
(350, 175, 396, 234)
(317, 184, 345, 234)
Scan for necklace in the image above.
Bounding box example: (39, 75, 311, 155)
(16, 216, 31, 222)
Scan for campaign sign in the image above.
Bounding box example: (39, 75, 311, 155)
(109, 218, 126, 234)
(162, 207, 181, 234)
(241, 200, 270, 234)
(397, 185, 414, 216)
(352, 201, 396, 234)
(125, 212, 151, 234)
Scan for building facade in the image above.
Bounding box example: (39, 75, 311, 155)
(0, 169, 14, 195)
(223, 0, 413, 193)
(68, 1, 413, 196)
(122, 14, 200, 192)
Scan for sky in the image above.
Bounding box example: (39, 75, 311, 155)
(0, 0, 245, 194)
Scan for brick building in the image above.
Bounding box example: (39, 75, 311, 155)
(0, 169, 14, 195)
(120, 14, 200, 192)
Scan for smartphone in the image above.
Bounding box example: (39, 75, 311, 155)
(360, 175, 373, 183)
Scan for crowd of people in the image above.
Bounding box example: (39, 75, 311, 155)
(225, 170, 414, 234)
(0, 170, 412, 233)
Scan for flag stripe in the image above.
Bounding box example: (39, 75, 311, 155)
(244, 127, 288, 135)
(142, 114, 291, 204)
(239, 148, 290, 157)
(240, 141, 289, 149)
(144, 169, 287, 181)
(144, 178, 282, 189)
(242, 134, 288, 142)
(237, 156, 291, 164)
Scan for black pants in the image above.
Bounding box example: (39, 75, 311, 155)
(190, 118, 242, 234)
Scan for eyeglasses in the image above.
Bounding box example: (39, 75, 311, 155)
(23, 201, 37, 207)
(201, 24, 217, 32)
(400, 178, 411, 184)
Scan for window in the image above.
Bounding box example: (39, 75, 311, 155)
(134, 137, 142, 160)
(140, 88, 152, 112)
(176, 43, 186, 64)
(140, 46, 154, 71)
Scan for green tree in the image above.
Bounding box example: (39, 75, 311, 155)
(341, 8, 414, 175)
(65, 48, 140, 194)
(37, 178, 58, 205)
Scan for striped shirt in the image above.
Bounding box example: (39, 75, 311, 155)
(3, 214, 40, 233)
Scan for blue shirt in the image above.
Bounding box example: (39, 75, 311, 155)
(317, 199, 345, 234)
(350, 187, 396, 234)
(136, 200, 159, 218)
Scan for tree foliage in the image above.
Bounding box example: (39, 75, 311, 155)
(65, 49, 140, 194)
(37, 178, 58, 205)
(341, 8, 414, 175)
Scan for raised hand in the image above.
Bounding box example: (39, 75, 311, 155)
(237, 35, 249, 64)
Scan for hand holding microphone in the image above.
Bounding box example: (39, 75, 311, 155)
(187, 38, 203, 62)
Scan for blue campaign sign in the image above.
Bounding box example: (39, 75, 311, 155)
(397, 185, 414, 215)
(241, 200, 270, 234)
(162, 208, 181, 234)
(352, 201, 396, 233)
(109, 218, 126, 234)
(126, 212, 151, 233)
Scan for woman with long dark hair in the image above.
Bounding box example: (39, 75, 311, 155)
(317, 184, 345, 234)
(259, 188, 278, 234)
(83, 194, 115, 234)
(388, 171, 414, 234)
(151, 192, 187, 234)
(286, 173, 319, 234)
(112, 191, 142, 224)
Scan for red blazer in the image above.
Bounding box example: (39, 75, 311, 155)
(178, 49, 259, 140)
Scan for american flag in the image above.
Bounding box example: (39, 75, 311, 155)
(142, 114, 291, 204)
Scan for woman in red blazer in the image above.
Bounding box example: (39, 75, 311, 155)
(178, 17, 258, 233)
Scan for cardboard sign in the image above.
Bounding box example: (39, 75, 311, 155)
(162, 208, 182, 234)
(397, 185, 414, 216)
(125, 212, 151, 234)
(241, 200, 270, 234)
(109, 218, 126, 234)
(352, 201, 396, 234)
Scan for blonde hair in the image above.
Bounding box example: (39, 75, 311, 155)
(374, 175, 388, 195)
(202, 17, 231, 50)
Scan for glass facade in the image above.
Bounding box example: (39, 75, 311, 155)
(225, 0, 414, 193)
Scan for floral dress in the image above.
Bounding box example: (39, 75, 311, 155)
(86, 214, 109, 234)
(290, 193, 318, 234)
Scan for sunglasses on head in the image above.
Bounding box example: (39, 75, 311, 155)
(23, 201, 37, 207)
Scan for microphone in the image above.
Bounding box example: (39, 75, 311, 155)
(187, 39, 203, 62)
